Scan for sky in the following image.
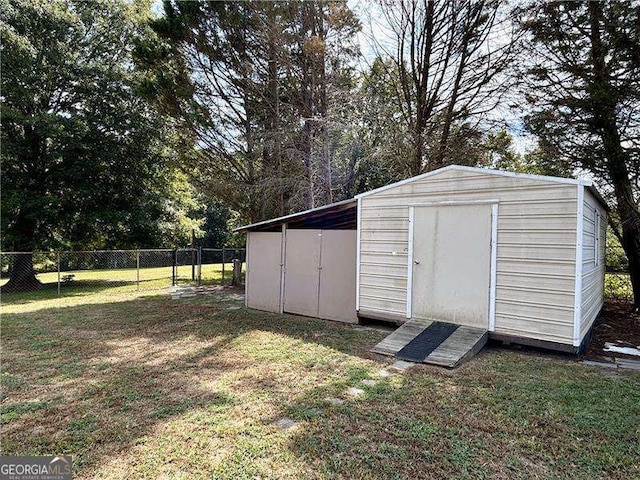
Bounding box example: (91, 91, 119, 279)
(150, 0, 537, 154)
(347, 0, 536, 154)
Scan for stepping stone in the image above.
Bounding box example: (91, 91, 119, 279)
(226, 306, 241, 310)
(326, 397, 344, 406)
(378, 369, 394, 378)
(273, 418, 297, 430)
(362, 379, 377, 387)
(389, 360, 415, 372)
(347, 387, 364, 397)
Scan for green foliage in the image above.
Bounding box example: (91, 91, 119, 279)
(332, 58, 407, 198)
(606, 229, 628, 273)
(519, 2, 639, 180)
(1, 401, 47, 424)
(0, 0, 191, 250)
(482, 128, 574, 177)
(198, 202, 232, 248)
(519, 0, 640, 304)
(605, 273, 633, 301)
(135, 1, 362, 222)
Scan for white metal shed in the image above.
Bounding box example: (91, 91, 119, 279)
(236, 165, 608, 353)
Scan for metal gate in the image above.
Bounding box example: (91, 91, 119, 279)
(173, 248, 200, 286)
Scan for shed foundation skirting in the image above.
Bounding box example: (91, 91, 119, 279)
(488, 333, 578, 354)
(357, 310, 407, 325)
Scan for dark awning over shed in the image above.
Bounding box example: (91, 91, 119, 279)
(234, 198, 357, 232)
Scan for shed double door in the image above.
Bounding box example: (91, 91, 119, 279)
(410, 204, 493, 328)
(284, 229, 356, 322)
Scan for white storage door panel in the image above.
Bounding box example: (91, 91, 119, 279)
(319, 230, 357, 323)
(284, 229, 321, 318)
(412, 204, 492, 328)
(246, 232, 282, 313)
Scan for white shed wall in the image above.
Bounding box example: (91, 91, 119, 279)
(358, 168, 580, 345)
(580, 189, 607, 341)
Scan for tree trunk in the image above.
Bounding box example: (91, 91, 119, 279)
(589, 1, 640, 310)
(622, 217, 640, 312)
(3, 253, 43, 292)
(607, 153, 640, 310)
(412, 128, 424, 176)
(300, 3, 315, 209)
(608, 159, 640, 310)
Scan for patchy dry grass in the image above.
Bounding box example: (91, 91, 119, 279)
(1, 289, 639, 479)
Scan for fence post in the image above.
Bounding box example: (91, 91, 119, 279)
(57, 251, 61, 296)
(198, 246, 202, 286)
(222, 247, 226, 286)
(191, 229, 196, 281)
(172, 249, 177, 287)
(136, 250, 140, 291)
(232, 259, 242, 286)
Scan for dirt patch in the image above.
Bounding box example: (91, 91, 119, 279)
(583, 300, 640, 361)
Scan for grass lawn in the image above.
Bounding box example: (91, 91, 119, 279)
(1, 289, 639, 479)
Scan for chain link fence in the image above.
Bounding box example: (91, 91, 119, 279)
(0, 248, 245, 297)
(0, 243, 633, 301)
(605, 244, 632, 301)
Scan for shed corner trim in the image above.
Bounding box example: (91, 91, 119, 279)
(355, 197, 362, 311)
(573, 184, 585, 346)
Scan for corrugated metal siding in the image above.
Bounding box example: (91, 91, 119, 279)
(359, 168, 579, 345)
(580, 190, 607, 340)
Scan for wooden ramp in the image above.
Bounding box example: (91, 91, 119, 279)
(371, 319, 488, 368)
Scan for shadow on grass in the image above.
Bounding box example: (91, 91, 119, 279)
(0, 293, 387, 475)
(3, 293, 638, 478)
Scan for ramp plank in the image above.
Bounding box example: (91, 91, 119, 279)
(371, 318, 487, 368)
(425, 327, 488, 368)
(370, 318, 433, 356)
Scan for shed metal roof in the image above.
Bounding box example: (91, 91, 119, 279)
(234, 165, 609, 232)
(355, 165, 609, 211)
